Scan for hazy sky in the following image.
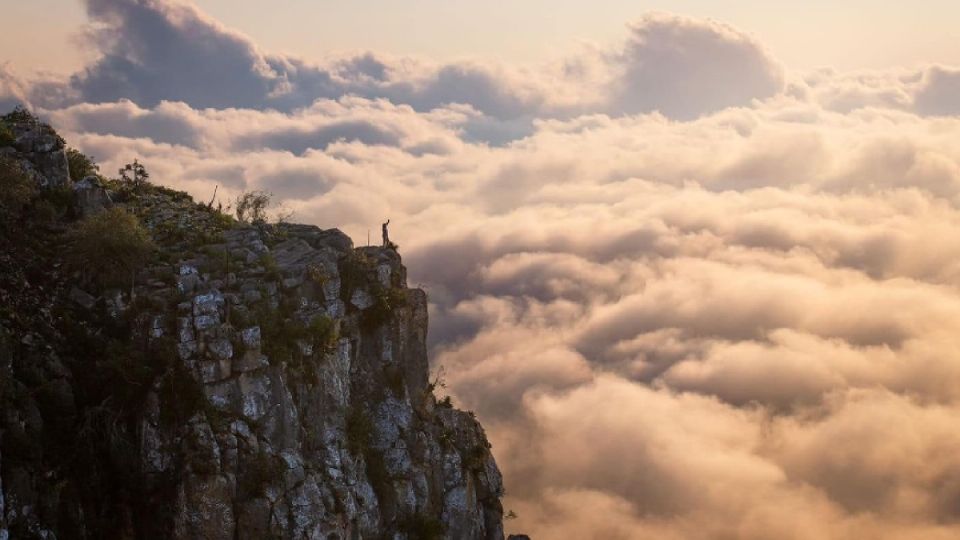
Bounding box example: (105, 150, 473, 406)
(4, 0, 960, 75)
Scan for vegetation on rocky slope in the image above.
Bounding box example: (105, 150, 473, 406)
(0, 108, 504, 539)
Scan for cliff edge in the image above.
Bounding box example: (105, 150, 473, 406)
(0, 109, 504, 539)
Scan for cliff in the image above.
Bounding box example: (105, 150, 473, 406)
(0, 109, 504, 539)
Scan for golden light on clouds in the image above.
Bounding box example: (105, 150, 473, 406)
(4, 1, 960, 537)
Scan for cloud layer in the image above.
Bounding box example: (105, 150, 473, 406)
(7, 1, 960, 538)
(19, 0, 791, 127)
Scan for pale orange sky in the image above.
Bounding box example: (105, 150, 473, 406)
(3, 0, 960, 76)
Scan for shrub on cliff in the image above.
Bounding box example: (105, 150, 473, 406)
(2, 106, 65, 149)
(399, 514, 445, 540)
(237, 450, 285, 500)
(235, 190, 272, 224)
(2, 105, 36, 125)
(0, 120, 14, 147)
(0, 157, 36, 220)
(118, 159, 149, 185)
(67, 148, 99, 181)
(362, 286, 407, 330)
(66, 207, 156, 287)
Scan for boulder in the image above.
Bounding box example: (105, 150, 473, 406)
(73, 175, 113, 217)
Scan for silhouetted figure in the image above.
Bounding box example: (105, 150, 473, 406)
(382, 219, 396, 250)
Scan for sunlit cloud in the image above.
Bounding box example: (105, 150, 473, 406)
(5, 1, 960, 537)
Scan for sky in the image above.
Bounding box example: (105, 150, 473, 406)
(4, 1, 960, 538)
(4, 0, 960, 75)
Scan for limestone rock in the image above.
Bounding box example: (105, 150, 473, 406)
(72, 175, 112, 216)
(0, 122, 505, 539)
(5, 112, 70, 188)
(68, 286, 96, 310)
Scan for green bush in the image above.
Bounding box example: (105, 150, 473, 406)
(235, 190, 272, 224)
(362, 286, 407, 330)
(398, 513, 445, 540)
(39, 183, 77, 219)
(157, 364, 208, 429)
(339, 250, 375, 301)
(258, 253, 282, 282)
(118, 159, 149, 185)
(0, 120, 14, 147)
(385, 365, 405, 398)
(307, 315, 337, 351)
(1, 107, 65, 149)
(210, 209, 235, 230)
(0, 157, 36, 221)
(338, 250, 407, 329)
(66, 207, 156, 287)
(237, 450, 285, 500)
(364, 448, 391, 501)
(345, 406, 393, 497)
(67, 148, 99, 181)
(201, 245, 232, 275)
(465, 443, 490, 472)
(345, 406, 373, 455)
(255, 298, 296, 364)
(2, 105, 36, 125)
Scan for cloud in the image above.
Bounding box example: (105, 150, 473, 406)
(63, 0, 540, 121)
(73, 0, 284, 109)
(47, 99, 202, 147)
(257, 166, 332, 199)
(241, 121, 401, 155)
(11, 2, 960, 537)
(52, 0, 791, 130)
(801, 65, 960, 118)
(606, 13, 785, 119)
(914, 66, 960, 116)
(502, 381, 960, 539)
(0, 64, 32, 111)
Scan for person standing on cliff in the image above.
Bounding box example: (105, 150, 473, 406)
(382, 219, 396, 250)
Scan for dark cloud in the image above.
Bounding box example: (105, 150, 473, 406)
(74, 0, 283, 109)
(64, 0, 538, 122)
(50, 0, 792, 133)
(50, 99, 201, 147)
(236, 121, 401, 155)
(257, 166, 333, 199)
(0, 65, 31, 111)
(394, 64, 542, 119)
(183, 163, 246, 189)
(332, 53, 390, 83)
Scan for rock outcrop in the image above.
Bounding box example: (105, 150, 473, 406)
(72, 175, 113, 217)
(0, 108, 70, 188)
(0, 112, 504, 539)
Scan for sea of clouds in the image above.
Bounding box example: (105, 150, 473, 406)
(5, 0, 960, 537)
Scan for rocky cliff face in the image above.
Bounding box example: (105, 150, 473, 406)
(0, 111, 504, 539)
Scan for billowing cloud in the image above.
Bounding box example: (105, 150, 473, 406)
(0, 64, 31, 111)
(9, 1, 960, 537)
(914, 66, 960, 116)
(49, 99, 202, 146)
(802, 65, 960, 118)
(45, 0, 791, 128)
(73, 0, 288, 109)
(606, 13, 784, 119)
(61, 0, 540, 119)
